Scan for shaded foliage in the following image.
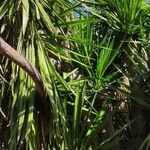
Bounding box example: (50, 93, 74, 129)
(0, 0, 150, 149)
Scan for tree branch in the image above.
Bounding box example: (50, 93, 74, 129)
(0, 37, 46, 98)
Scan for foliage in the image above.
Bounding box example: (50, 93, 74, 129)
(0, 0, 150, 149)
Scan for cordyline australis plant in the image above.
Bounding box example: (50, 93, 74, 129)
(0, 0, 74, 149)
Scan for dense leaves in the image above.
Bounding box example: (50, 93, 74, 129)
(0, 0, 150, 149)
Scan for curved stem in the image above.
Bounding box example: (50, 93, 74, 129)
(0, 37, 46, 98)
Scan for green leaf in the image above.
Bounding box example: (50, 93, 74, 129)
(22, 0, 29, 35)
(86, 107, 106, 137)
(73, 82, 86, 140)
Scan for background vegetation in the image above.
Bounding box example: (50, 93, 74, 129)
(0, 0, 150, 149)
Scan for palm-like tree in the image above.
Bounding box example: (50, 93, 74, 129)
(85, 0, 150, 149)
(0, 0, 74, 149)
